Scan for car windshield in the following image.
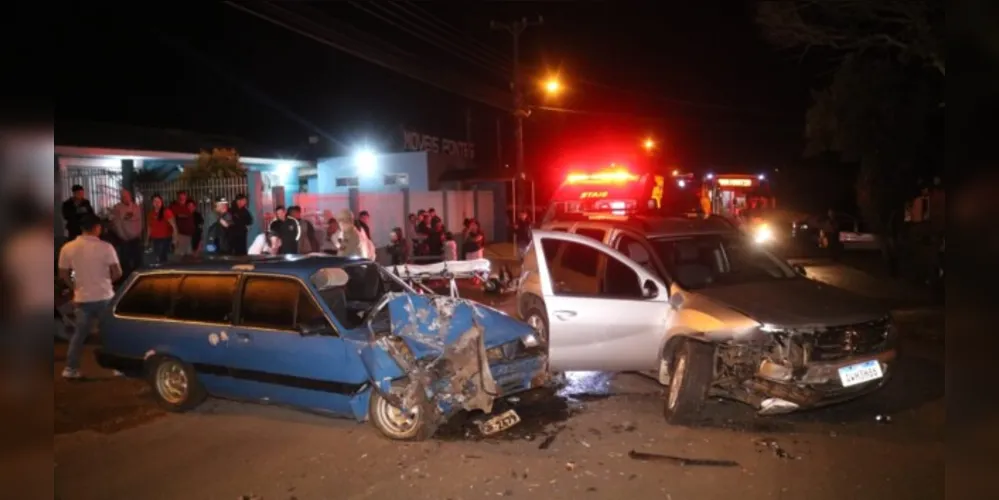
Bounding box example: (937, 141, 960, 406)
(649, 234, 796, 289)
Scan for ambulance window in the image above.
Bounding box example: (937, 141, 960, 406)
(574, 228, 606, 243)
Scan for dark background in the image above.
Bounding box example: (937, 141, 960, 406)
(57, 1, 848, 213)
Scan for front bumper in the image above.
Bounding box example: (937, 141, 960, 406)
(743, 349, 896, 413)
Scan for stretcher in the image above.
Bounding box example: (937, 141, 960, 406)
(386, 259, 492, 298)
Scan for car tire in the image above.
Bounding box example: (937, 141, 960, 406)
(521, 300, 549, 346)
(663, 340, 714, 425)
(368, 385, 435, 441)
(147, 356, 207, 412)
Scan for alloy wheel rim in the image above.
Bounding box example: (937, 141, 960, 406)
(527, 314, 547, 343)
(156, 361, 189, 404)
(376, 395, 419, 436)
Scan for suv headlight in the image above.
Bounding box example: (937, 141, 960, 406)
(754, 224, 775, 244)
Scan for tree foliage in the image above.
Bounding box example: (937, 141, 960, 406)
(180, 148, 247, 181)
(756, 0, 944, 233)
(757, 0, 945, 76)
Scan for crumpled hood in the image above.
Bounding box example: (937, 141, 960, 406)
(387, 294, 530, 358)
(695, 278, 886, 328)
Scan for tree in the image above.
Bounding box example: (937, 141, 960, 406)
(757, 0, 945, 76)
(180, 148, 247, 181)
(756, 0, 944, 236)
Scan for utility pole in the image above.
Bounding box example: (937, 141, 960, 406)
(491, 16, 542, 215)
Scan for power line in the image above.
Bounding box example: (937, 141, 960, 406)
(224, 1, 512, 112)
(347, 1, 507, 78)
(390, 2, 514, 68)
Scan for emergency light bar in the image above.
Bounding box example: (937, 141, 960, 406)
(565, 169, 639, 184)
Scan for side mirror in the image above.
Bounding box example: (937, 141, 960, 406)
(642, 280, 660, 299)
(298, 320, 332, 336)
(793, 264, 807, 276)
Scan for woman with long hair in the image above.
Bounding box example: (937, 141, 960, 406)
(145, 194, 177, 264)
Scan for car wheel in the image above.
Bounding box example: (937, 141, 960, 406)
(663, 340, 714, 425)
(368, 385, 435, 441)
(147, 356, 207, 412)
(522, 303, 549, 346)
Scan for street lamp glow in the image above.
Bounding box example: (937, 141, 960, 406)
(643, 138, 655, 151)
(706, 173, 714, 180)
(354, 148, 377, 175)
(543, 77, 562, 95)
(758, 173, 766, 181)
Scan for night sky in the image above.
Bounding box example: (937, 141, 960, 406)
(58, 2, 834, 203)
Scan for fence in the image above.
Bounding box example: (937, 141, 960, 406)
(294, 189, 496, 248)
(135, 177, 248, 214)
(59, 167, 124, 218)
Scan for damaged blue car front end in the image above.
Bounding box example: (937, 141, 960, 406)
(353, 293, 549, 436)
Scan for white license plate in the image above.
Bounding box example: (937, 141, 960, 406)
(477, 409, 521, 436)
(837, 359, 884, 387)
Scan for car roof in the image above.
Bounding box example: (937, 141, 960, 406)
(136, 254, 369, 279)
(548, 213, 738, 238)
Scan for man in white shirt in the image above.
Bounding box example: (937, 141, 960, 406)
(57, 215, 122, 379)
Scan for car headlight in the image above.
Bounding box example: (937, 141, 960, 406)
(486, 342, 519, 362)
(754, 224, 774, 244)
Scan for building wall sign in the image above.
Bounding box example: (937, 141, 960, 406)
(403, 130, 475, 160)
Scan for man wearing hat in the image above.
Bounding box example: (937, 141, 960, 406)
(205, 197, 234, 255)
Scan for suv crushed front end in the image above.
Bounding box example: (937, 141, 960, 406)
(713, 316, 898, 414)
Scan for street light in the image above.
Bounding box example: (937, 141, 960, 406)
(643, 137, 656, 151)
(354, 148, 377, 176)
(542, 77, 562, 95)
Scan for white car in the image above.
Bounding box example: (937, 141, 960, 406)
(516, 216, 897, 424)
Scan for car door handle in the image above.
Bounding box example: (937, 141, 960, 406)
(553, 310, 577, 321)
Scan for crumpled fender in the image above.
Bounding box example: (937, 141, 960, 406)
(364, 293, 507, 422)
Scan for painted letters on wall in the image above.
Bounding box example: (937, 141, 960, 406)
(403, 130, 475, 160)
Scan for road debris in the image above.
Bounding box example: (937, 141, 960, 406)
(538, 434, 558, 450)
(754, 437, 800, 460)
(565, 461, 576, 471)
(627, 450, 739, 467)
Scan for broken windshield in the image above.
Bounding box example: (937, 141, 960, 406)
(650, 234, 796, 289)
(310, 263, 414, 329)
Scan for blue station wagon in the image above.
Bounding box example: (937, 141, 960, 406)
(95, 255, 549, 440)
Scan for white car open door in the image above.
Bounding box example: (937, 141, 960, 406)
(529, 230, 673, 372)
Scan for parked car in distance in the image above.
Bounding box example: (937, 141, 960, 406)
(517, 218, 897, 424)
(95, 255, 547, 440)
(792, 212, 880, 251)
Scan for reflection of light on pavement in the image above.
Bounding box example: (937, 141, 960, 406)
(557, 371, 614, 399)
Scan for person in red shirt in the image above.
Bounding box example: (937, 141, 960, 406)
(169, 191, 196, 257)
(145, 194, 178, 264)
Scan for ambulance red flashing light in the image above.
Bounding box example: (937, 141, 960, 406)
(564, 168, 639, 184)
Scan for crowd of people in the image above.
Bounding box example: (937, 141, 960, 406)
(60, 185, 505, 277)
(395, 207, 489, 265)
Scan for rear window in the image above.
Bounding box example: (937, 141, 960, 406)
(116, 274, 181, 318)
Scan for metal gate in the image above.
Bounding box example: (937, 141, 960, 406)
(134, 177, 248, 215)
(59, 167, 124, 218)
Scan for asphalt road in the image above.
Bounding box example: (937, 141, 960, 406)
(53, 257, 944, 500)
